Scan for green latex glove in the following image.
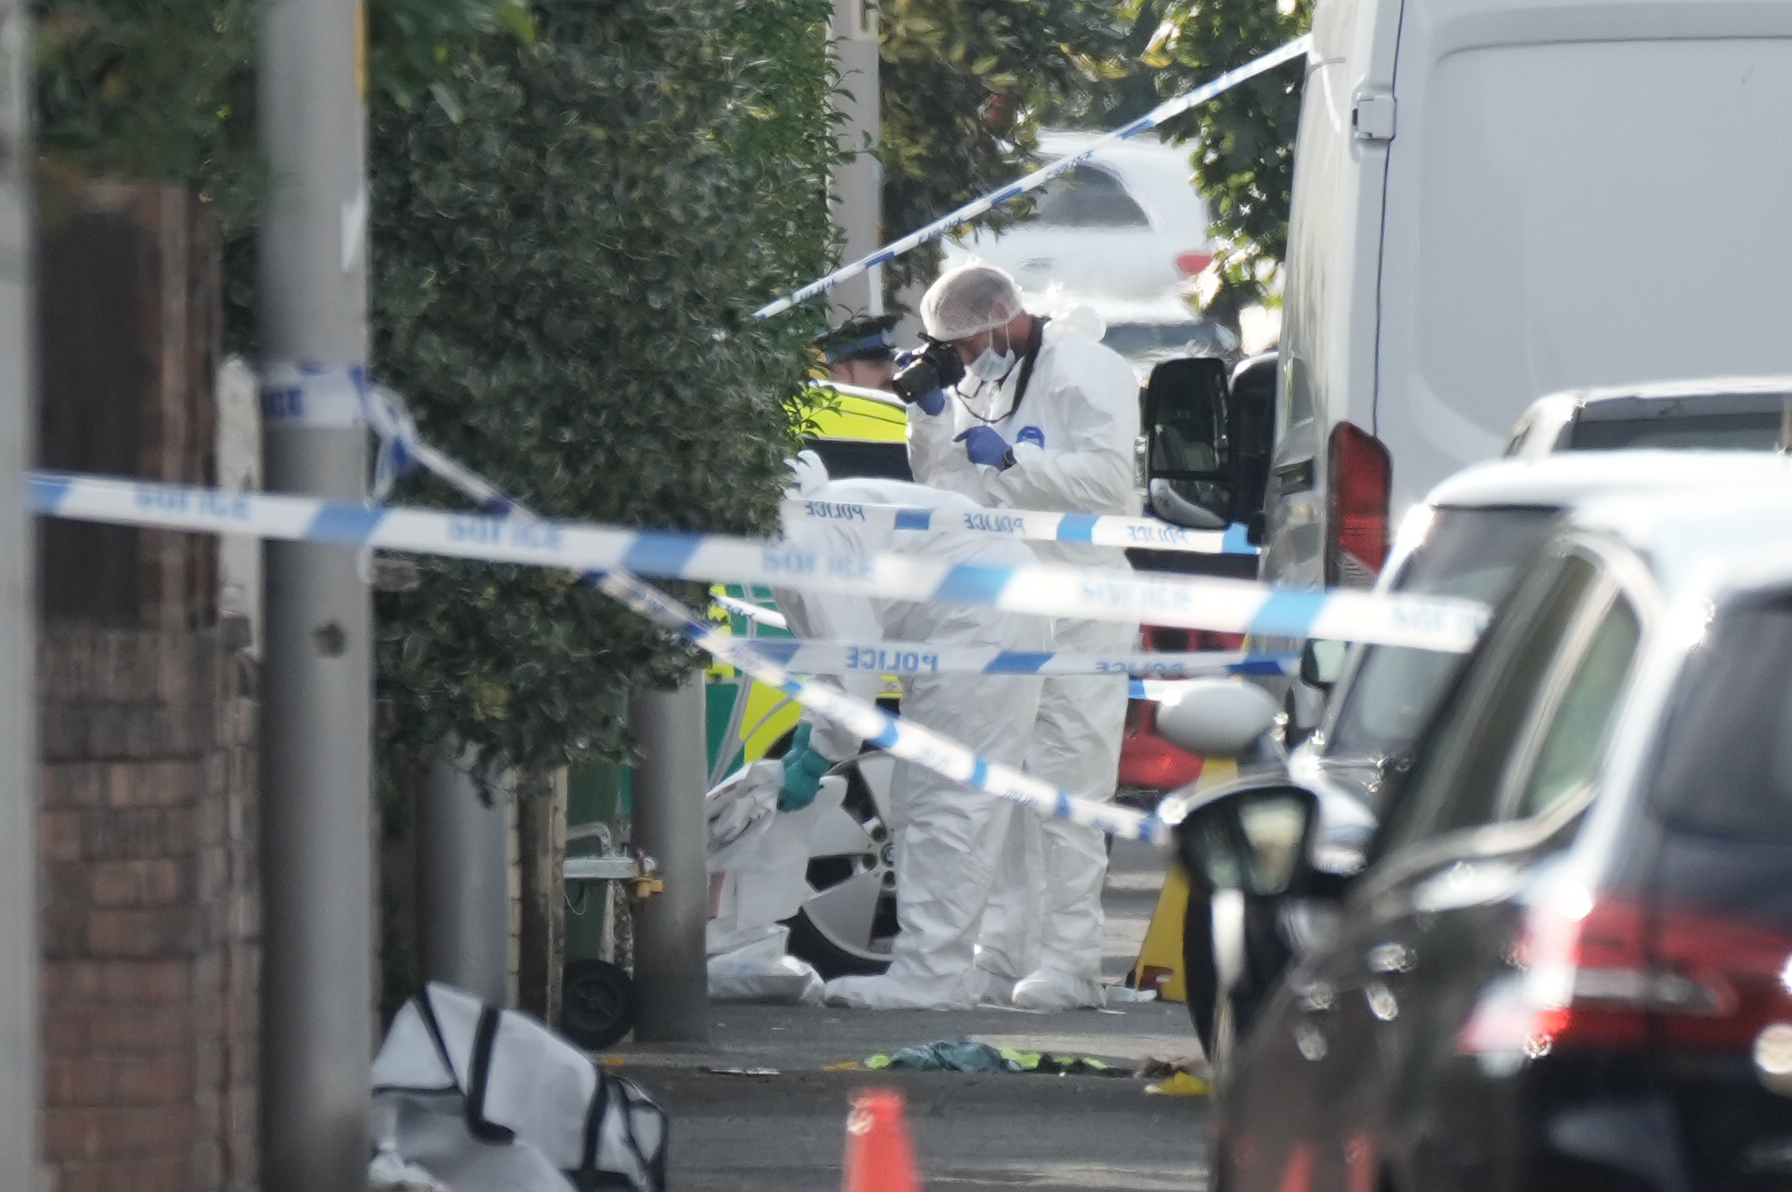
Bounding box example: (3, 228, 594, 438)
(779, 723, 833, 811)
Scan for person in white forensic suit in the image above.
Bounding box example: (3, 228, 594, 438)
(900, 262, 1141, 1010)
(772, 456, 1049, 1010)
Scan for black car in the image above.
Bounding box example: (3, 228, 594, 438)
(1174, 479, 1792, 1191)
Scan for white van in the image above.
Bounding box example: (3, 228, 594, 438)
(1137, 0, 1792, 719)
(1267, 0, 1792, 588)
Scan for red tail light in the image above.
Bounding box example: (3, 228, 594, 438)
(1458, 892, 1792, 1058)
(1325, 422, 1391, 587)
(1174, 250, 1214, 278)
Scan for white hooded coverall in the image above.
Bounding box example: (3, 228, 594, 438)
(773, 476, 1048, 1010)
(907, 317, 1141, 1008)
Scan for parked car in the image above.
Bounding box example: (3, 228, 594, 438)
(1175, 470, 1792, 1191)
(944, 128, 1215, 304)
(1165, 450, 1792, 1059)
(1505, 377, 1792, 460)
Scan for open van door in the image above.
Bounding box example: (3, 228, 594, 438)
(1141, 352, 1277, 551)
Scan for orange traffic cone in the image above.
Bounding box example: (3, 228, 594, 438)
(842, 1087, 922, 1192)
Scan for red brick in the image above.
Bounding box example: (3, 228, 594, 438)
(43, 1103, 196, 1161)
(86, 907, 199, 958)
(42, 811, 84, 862)
(42, 765, 106, 810)
(88, 859, 185, 908)
(54, 1157, 189, 1192)
(106, 760, 200, 810)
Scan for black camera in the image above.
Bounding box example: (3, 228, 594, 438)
(891, 339, 965, 405)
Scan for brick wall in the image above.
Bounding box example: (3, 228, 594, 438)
(35, 186, 259, 1192)
(39, 630, 258, 1192)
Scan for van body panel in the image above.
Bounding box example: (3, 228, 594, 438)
(1268, 0, 1792, 738)
(1375, 0, 1792, 516)
(1267, 0, 1405, 591)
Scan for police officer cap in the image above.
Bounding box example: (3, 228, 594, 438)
(814, 314, 899, 365)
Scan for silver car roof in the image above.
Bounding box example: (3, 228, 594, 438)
(1424, 450, 1792, 511)
(1569, 481, 1792, 608)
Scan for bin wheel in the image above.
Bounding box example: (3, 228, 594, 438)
(560, 959, 636, 1051)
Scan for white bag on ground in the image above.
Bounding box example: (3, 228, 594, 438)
(706, 923, 825, 1005)
(371, 983, 667, 1192)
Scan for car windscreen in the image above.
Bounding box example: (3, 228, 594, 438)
(1323, 505, 1558, 765)
(1653, 596, 1792, 842)
(1568, 411, 1786, 452)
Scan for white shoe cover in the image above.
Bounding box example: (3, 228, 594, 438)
(967, 967, 1018, 1006)
(1011, 970, 1108, 1011)
(823, 974, 974, 1011)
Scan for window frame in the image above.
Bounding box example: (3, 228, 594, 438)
(1360, 539, 1659, 884)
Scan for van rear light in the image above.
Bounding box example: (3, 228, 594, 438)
(1457, 892, 1775, 1060)
(1325, 423, 1391, 587)
(1174, 250, 1214, 278)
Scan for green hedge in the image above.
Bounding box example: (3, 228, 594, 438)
(369, 0, 837, 776)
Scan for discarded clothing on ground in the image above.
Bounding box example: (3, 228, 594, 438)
(858, 1038, 1131, 1077)
(370, 982, 668, 1192)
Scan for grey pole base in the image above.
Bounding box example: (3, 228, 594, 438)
(416, 747, 512, 1006)
(629, 673, 709, 1043)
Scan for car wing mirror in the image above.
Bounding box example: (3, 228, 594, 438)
(1165, 783, 1320, 899)
(1154, 679, 1279, 757)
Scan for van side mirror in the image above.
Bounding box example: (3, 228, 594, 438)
(1299, 639, 1349, 691)
(1169, 784, 1319, 899)
(1142, 351, 1278, 531)
(1143, 357, 1231, 528)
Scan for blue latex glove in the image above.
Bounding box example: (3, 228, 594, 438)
(955, 426, 1013, 469)
(1016, 426, 1046, 450)
(893, 350, 947, 415)
(779, 723, 833, 811)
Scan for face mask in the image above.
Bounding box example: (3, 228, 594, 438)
(965, 329, 1017, 383)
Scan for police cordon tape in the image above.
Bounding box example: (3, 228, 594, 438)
(734, 638, 1296, 680)
(783, 497, 1257, 556)
(713, 593, 790, 629)
(753, 34, 1312, 320)
(30, 471, 1491, 652)
(592, 568, 1170, 843)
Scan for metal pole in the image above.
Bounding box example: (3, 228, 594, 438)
(629, 673, 709, 1042)
(416, 748, 511, 1005)
(0, 0, 37, 1183)
(257, 0, 373, 1183)
(828, 0, 882, 320)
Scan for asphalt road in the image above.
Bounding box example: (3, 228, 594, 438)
(609, 838, 1213, 1191)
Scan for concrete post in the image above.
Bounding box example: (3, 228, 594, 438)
(828, 0, 882, 321)
(256, 0, 374, 1184)
(416, 750, 512, 1006)
(629, 673, 709, 1042)
(0, 0, 37, 1183)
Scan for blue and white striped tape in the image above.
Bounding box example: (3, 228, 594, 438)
(713, 593, 789, 629)
(30, 471, 1489, 652)
(595, 568, 1169, 842)
(753, 34, 1312, 320)
(736, 638, 1295, 680)
(783, 497, 1257, 555)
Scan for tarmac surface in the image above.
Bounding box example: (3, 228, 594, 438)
(608, 837, 1214, 1191)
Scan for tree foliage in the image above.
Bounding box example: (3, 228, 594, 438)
(369, 0, 836, 775)
(1136, 0, 1311, 304)
(876, 0, 1127, 296)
